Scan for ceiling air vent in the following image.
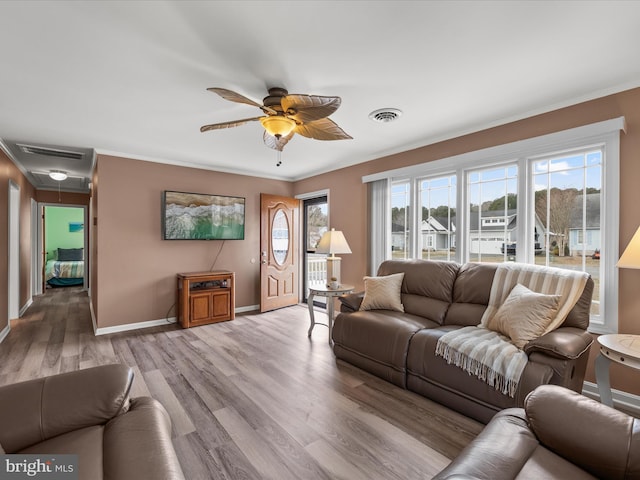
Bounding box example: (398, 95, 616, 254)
(17, 144, 84, 160)
(368, 108, 403, 123)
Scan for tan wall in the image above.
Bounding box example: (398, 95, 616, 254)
(294, 86, 640, 396)
(35, 190, 90, 206)
(93, 155, 293, 329)
(0, 149, 36, 333)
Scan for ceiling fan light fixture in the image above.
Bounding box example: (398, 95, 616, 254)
(260, 115, 296, 138)
(49, 170, 68, 181)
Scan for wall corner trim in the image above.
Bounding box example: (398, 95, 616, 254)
(0, 325, 10, 344)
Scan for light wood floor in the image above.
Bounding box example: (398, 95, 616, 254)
(0, 287, 483, 480)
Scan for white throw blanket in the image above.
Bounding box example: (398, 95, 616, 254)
(436, 263, 589, 397)
(435, 326, 527, 397)
(480, 262, 589, 334)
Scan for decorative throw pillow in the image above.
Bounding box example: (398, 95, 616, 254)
(488, 283, 560, 349)
(58, 248, 83, 261)
(359, 272, 405, 312)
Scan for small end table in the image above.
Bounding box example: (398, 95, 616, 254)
(307, 285, 354, 344)
(595, 334, 640, 407)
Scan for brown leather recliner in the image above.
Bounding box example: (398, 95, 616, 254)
(334, 259, 594, 423)
(434, 385, 640, 480)
(0, 364, 185, 480)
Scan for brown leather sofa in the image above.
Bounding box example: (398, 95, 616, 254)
(333, 259, 594, 423)
(433, 385, 640, 480)
(0, 364, 185, 480)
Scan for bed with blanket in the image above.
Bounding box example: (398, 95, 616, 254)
(45, 248, 84, 287)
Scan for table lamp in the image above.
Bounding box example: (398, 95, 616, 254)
(617, 226, 640, 269)
(316, 228, 352, 286)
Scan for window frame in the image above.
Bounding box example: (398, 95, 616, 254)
(363, 117, 625, 333)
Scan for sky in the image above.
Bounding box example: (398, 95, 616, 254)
(392, 148, 602, 211)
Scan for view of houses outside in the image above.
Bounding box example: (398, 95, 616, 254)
(390, 148, 602, 314)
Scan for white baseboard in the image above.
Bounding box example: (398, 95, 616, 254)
(95, 317, 177, 336)
(19, 298, 33, 317)
(93, 305, 258, 336)
(582, 380, 640, 416)
(236, 304, 259, 313)
(0, 324, 10, 343)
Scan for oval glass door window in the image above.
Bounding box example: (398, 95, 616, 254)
(272, 209, 289, 265)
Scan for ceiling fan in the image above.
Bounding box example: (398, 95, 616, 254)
(200, 87, 352, 151)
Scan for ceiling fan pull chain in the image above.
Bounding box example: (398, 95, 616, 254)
(276, 150, 282, 167)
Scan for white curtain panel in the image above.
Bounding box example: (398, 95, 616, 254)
(369, 178, 389, 276)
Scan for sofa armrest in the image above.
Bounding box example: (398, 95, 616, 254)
(433, 408, 539, 480)
(525, 385, 640, 479)
(523, 327, 593, 360)
(104, 397, 185, 480)
(338, 292, 364, 312)
(0, 364, 133, 453)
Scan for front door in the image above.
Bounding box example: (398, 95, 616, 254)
(260, 194, 300, 312)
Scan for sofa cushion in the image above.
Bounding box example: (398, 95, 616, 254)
(378, 259, 459, 324)
(332, 309, 439, 387)
(445, 262, 495, 326)
(489, 284, 560, 349)
(360, 273, 404, 312)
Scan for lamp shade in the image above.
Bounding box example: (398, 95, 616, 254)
(617, 226, 640, 269)
(260, 116, 296, 138)
(315, 228, 352, 255)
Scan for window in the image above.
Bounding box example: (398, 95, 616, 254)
(532, 147, 602, 316)
(467, 165, 517, 263)
(363, 117, 624, 333)
(418, 174, 456, 261)
(391, 181, 411, 259)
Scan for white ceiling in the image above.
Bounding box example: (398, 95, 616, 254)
(1, 0, 640, 191)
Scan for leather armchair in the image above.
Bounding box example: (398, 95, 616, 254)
(434, 385, 640, 480)
(0, 364, 185, 480)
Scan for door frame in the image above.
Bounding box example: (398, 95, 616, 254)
(30, 198, 39, 297)
(8, 180, 20, 322)
(40, 203, 89, 292)
(297, 190, 330, 303)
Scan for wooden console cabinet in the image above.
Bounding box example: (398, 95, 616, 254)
(177, 271, 235, 328)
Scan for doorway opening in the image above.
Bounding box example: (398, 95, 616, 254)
(42, 205, 87, 291)
(303, 195, 328, 304)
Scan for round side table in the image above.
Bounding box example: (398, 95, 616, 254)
(307, 285, 354, 344)
(595, 334, 640, 407)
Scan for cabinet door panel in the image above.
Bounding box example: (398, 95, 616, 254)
(212, 292, 231, 318)
(191, 292, 212, 321)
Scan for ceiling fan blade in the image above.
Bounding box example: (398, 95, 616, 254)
(207, 87, 278, 115)
(281, 95, 342, 123)
(207, 88, 263, 108)
(263, 131, 294, 151)
(200, 116, 264, 132)
(294, 118, 352, 141)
